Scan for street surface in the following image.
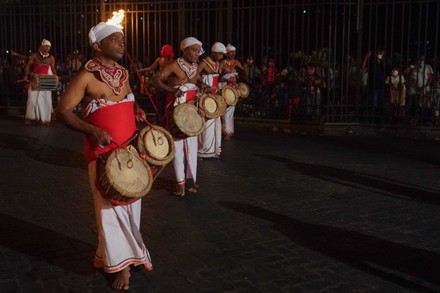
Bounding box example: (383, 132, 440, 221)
(1, 115, 440, 292)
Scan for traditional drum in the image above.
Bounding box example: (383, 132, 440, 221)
(222, 85, 240, 106)
(213, 94, 227, 116)
(31, 74, 58, 91)
(237, 82, 250, 98)
(199, 93, 221, 119)
(168, 103, 205, 139)
(136, 125, 175, 166)
(97, 145, 153, 205)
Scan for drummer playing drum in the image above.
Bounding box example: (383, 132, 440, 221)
(197, 42, 227, 159)
(220, 43, 245, 140)
(151, 36, 212, 197)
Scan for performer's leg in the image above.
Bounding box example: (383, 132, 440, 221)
(172, 139, 186, 196)
(185, 136, 198, 192)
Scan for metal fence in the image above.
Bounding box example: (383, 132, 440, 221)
(1, 0, 439, 127)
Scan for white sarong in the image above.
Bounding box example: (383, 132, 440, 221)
(198, 117, 222, 158)
(88, 161, 153, 273)
(173, 136, 198, 184)
(25, 68, 53, 123)
(223, 106, 235, 135)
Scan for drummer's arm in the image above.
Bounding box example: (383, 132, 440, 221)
(151, 63, 177, 94)
(50, 56, 57, 76)
(56, 72, 112, 147)
(236, 60, 245, 72)
(196, 74, 211, 93)
(23, 54, 34, 81)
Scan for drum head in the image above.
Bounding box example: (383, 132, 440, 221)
(238, 82, 250, 98)
(222, 86, 239, 106)
(200, 93, 220, 119)
(105, 146, 153, 198)
(138, 125, 175, 166)
(173, 103, 205, 137)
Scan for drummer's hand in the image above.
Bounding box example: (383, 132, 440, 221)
(135, 107, 147, 122)
(174, 88, 183, 97)
(91, 127, 112, 148)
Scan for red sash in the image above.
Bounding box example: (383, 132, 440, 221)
(33, 63, 50, 74)
(83, 101, 136, 163)
(212, 75, 219, 91)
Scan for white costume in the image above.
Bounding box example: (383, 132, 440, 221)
(198, 42, 225, 158)
(25, 66, 53, 124)
(84, 23, 152, 273)
(25, 39, 54, 124)
(171, 37, 204, 188)
(221, 44, 239, 137)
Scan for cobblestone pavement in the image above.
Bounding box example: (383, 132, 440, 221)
(1, 115, 440, 293)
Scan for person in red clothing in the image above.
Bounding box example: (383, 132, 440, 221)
(56, 22, 151, 291)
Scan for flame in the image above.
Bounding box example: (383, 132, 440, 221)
(106, 9, 125, 28)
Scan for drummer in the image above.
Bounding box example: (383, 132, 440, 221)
(151, 36, 211, 196)
(22, 39, 58, 126)
(220, 43, 245, 140)
(56, 22, 151, 290)
(197, 42, 226, 159)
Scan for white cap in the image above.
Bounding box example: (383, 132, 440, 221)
(226, 44, 236, 52)
(88, 22, 124, 46)
(41, 39, 51, 47)
(180, 37, 204, 55)
(211, 42, 226, 54)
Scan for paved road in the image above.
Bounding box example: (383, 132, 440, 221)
(1, 115, 440, 293)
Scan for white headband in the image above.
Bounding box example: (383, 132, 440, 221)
(41, 39, 51, 47)
(211, 42, 226, 54)
(226, 44, 236, 52)
(180, 37, 204, 55)
(88, 22, 124, 46)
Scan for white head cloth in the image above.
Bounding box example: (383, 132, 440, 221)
(41, 39, 51, 47)
(211, 42, 226, 54)
(180, 37, 204, 55)
(226, 44, 236, 52)
(88, 22, 124, 46)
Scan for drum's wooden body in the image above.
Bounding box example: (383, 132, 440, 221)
(31, 74, 58, 91)
(168, 103, 205, 139)
(97, 145, 153, 205)
(136, 125, 175, 166)
(213, 94, 227, 116)
(199, 93, 221, 119)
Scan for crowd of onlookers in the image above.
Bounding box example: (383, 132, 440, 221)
(2, 47, 440, 126)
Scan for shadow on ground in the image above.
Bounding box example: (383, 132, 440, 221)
(256, 154, 440, 206)
(219, 201, 440, 293)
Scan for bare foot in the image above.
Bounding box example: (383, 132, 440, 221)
(186, 186, 197, 193)
(224, 135, 231, 140)
(112, 267, 131, 290)
(173, 184, 185, 197)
